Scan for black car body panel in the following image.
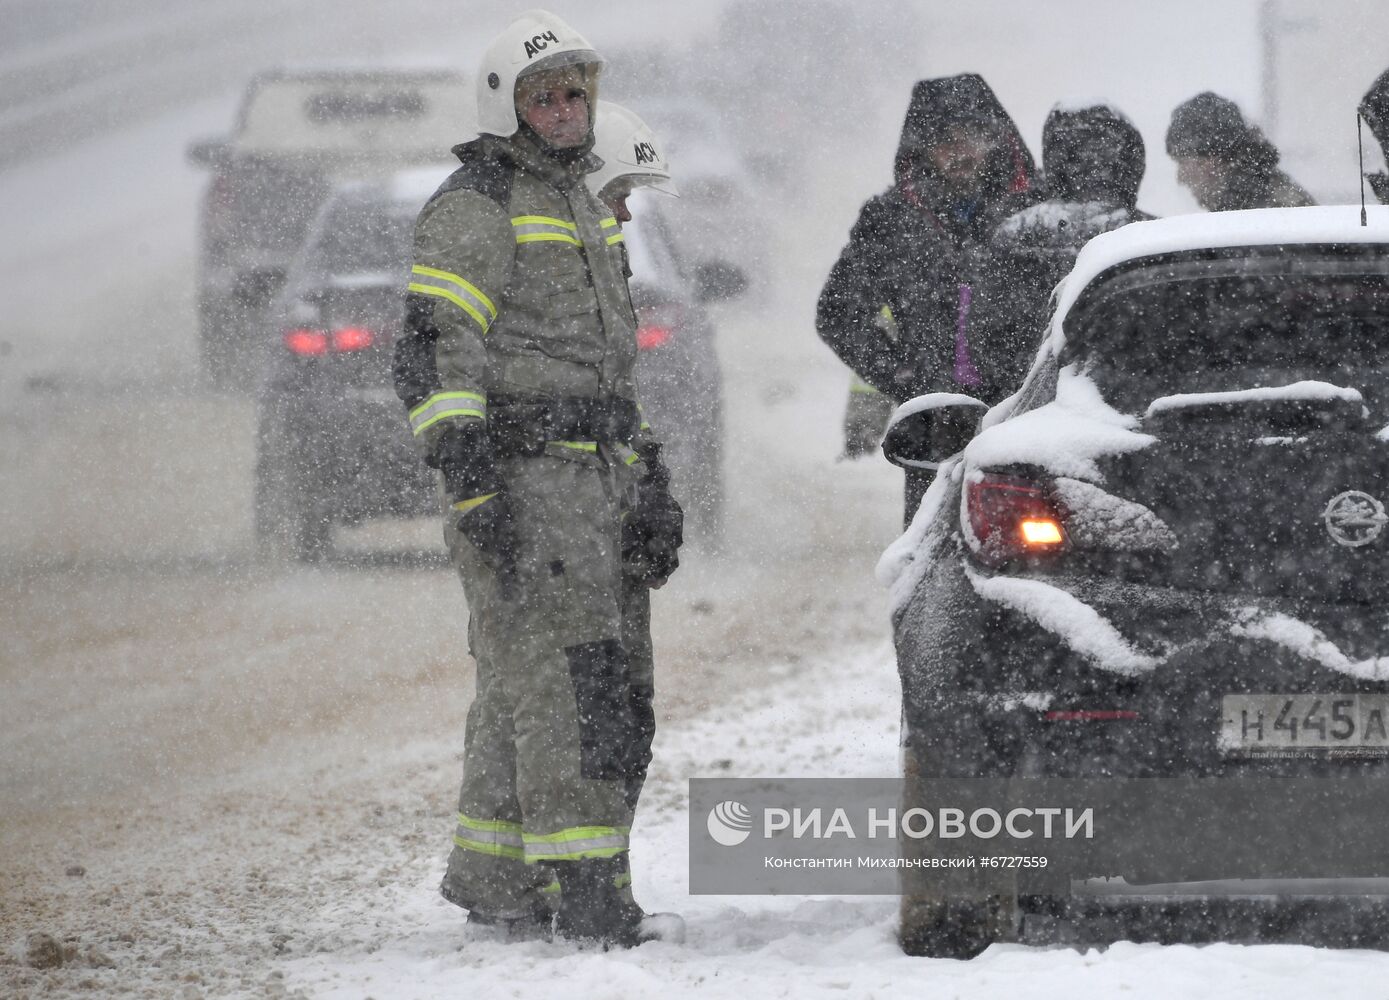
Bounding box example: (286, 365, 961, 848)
(888, 209, 1389, 890)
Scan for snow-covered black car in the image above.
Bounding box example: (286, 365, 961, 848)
(880, 207, 1389, 954)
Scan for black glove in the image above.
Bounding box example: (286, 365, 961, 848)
(434, 423, 517, 599)
(454, 491, 520, 600)
(623, 445, 684, 585)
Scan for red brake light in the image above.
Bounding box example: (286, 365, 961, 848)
(966, 473, 1068, 566)
(636, 325, 673, 351)
(331, 326, 375, 352)
(284, 328, 329, 356)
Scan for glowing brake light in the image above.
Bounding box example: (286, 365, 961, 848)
(1020, 519, 1064, 546)
(966, 474, 1068, 565)
(636, 325, 673, 350)
(331, 326, 375, 352)
(284, 328, 329, 356)
(283, 327, 376, 356)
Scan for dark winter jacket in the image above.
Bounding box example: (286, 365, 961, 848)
(1359, 67, 1389, 203)
(980, 102, 1156, 389)
(816, 74, 1038, 404)
(1165, 91, 1314, 211)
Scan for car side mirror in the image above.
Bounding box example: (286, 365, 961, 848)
(881, 393, 988, 470)
(187, 138, 230, 169)
(694, 260, 748, 303)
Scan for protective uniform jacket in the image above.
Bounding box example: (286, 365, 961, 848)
(1165, 91, 1314, 212)
(816, 74, 1038, 407)
(394, 128, 646, 469)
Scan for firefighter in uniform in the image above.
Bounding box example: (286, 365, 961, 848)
(392, 11, 683, 947)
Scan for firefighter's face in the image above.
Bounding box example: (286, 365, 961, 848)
(519, 76, 590, 148)
(926, 124, 1002, 192)
(601, 181, 634, 223)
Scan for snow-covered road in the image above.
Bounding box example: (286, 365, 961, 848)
(7, 3, 1389, 997)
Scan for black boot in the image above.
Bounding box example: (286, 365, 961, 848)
(553, 855, 684, 949)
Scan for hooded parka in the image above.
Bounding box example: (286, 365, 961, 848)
(1165, 91, 1314, 212)
(816, 74, 1038, 407)
(984, 102, 1155, 387)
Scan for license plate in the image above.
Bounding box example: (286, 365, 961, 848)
(1220, 694, 1389, 757)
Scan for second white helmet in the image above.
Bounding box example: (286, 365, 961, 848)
(476, 9, 604, 139)
(587, 101, 679, 200)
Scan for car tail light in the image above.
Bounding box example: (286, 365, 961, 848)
(283, 327, 376, 356)
(284, 328, 329, 356)
(636, 325, 673, 350)
(966, 473, 1068, 565)
(331, 326, 375, 352)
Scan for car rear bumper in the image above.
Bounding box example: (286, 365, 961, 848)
(896, 561, 1389, 776)
(262, 382, 436, 519)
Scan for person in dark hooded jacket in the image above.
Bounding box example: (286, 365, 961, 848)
(1359, 67, 1389, 204)
(1166, 91, 1313, 211)
(982, 101, 1155, 387)
(816, 74, 1037, 517)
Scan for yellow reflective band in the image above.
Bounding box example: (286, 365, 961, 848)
(540, 880, 561, 895)
(600, 217, 619, 228)
(411, 265, 497, 318)
(454, 834, 524, 860)
(606, 232, 625, 246)
(613, 872, 632, 889)
(552, 441, 598, 453)
(409, 282, 492, 334)
(512, 215, 582, 247)
(453, 811, 525, 859)
(409, 391, 487, 436)
(409, 390, 485, 421)
(451, 492, 498, 515)
(849, 382, 880, 395)
(409, 266, 495, 334)
(522, 825, 629, 862)
(879, 304, 895, 322)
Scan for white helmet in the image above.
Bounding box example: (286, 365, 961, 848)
(587, 101, 679, 200)
(475, 9, 604, 139)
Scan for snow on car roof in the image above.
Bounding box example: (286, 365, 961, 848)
(1050, 205, 1389, 343)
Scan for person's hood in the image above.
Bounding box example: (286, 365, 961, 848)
(1165, 91, 1278, 172)
(1359, 67, 1389, 203)
(892, 73, 1036, 215)
(1041, 101, 1145, 208)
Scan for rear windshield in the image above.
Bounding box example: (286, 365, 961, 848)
(1062, 250, 1389, 417)
(304, 198, 415, 277)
